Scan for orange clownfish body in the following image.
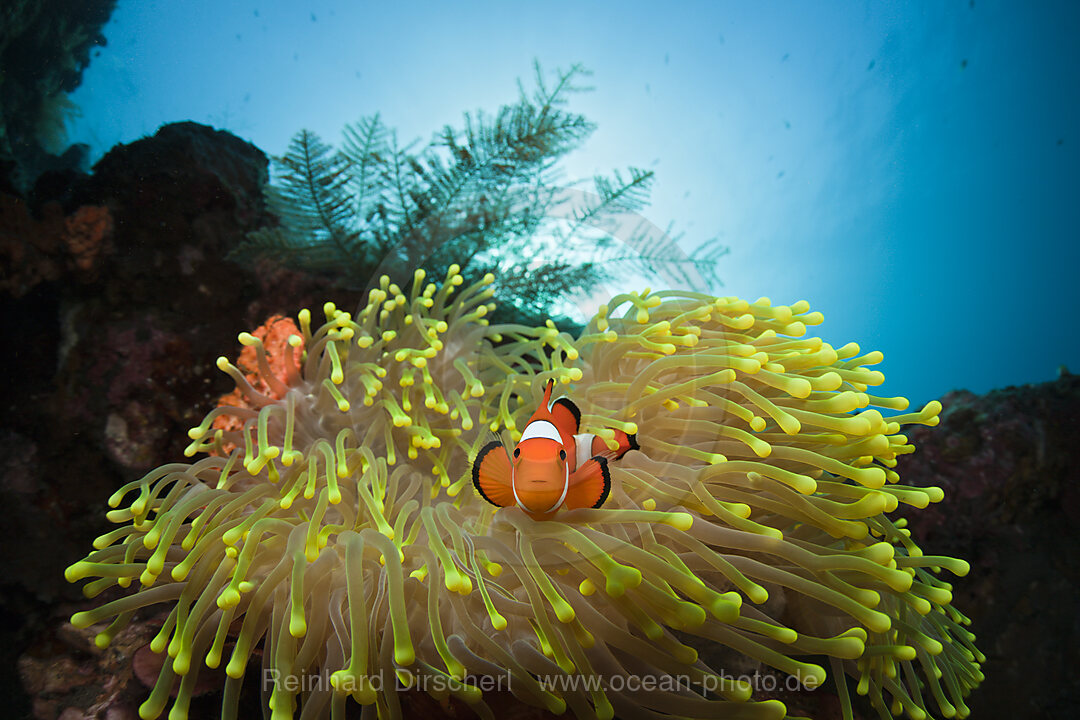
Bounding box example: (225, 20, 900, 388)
(472, 380, 639, 520)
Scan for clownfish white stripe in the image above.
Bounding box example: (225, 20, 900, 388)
(519, 419, 563, 445)
(510, 468, 528, 513)
(574, 433, 596, 470)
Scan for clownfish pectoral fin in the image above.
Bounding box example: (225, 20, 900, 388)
(551, 397, 581, 436)
(564, 456, 611, 510)
(473, 440, 515, 508)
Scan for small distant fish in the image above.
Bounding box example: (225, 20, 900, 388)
(784, 120, 791, 129)
(960, 59, 968, 70)
(664, 52, 670, 65)
(473, 380, 638, 520)
(867, 59, 876, 71)
(781, 53, 789, 62)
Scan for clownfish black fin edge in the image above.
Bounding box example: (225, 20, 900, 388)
(591, 455, 611, 508)
(473, 440, 507, 507)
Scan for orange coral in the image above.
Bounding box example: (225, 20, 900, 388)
(211, 314, 303, 440)
(0, 195, 112, 295)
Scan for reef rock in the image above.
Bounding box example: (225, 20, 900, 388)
(0, 122, 343, 719)
(896, 371, 1080, 719)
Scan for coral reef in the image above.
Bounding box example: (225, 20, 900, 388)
(65, 268, 980, 720)
(0, 194, 112, 296)
(0, 123, 312, 718)
(895, 372, 1080, 719)
(34, 122, 289, 473)
(6, 120, 1072, 720)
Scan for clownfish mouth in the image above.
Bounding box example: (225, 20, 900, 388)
(513, 464, 569, 491)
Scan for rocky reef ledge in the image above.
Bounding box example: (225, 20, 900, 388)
(895, 370, 1080, 720)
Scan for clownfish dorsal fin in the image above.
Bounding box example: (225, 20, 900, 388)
(550, 397, 581, 436)
(550, 396, 581, 466)
(564, 456, 611, 510)
(473, 440, 515, 508)
(542, 379, 555, 408)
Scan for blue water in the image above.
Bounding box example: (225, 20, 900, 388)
(66, 0, 1079, 407)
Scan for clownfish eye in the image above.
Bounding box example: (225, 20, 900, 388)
(559, 449, 567, 461)
(513, 448, 520, 458)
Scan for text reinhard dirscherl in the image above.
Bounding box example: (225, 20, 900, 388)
(263, 668, 820, 695)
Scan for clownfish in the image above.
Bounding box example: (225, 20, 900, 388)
(472, 380, 639, 520)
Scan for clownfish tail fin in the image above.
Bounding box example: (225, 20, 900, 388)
(609, 430, 640, 459)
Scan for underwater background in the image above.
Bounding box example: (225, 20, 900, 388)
(1, 1, 1078, 719)
(62, 0, 1080, 405)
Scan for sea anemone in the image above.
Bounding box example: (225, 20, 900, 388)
(65, 266, 982, 720)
